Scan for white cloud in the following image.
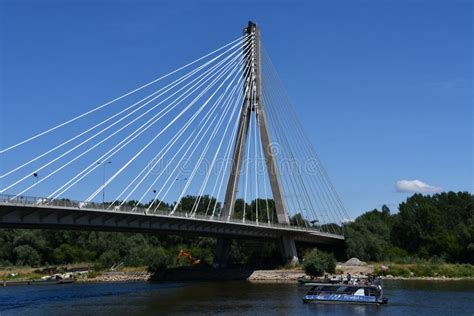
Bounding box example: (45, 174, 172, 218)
(341, 218, 354, 224)
(395, 179, 443, 193)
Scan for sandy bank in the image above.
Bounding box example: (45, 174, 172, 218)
(247, 269, 305, 282)
(79, 271, 151, 282)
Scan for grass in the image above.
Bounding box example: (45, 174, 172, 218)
(119, 266, 148, 272)
(84, 270, 102, 279)
(0, 263, 150, 281)
(374, 263, 474, 278)
(0, 267, 45, 281)
(0, 262, 97, 281)
(276, 263, 302, 270)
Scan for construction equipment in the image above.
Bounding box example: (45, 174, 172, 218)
(176, 249, 201, 266)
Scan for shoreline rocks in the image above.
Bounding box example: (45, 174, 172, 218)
(247, 269, 305, 282)
(81, 271, 151, 283)
(79, 269, 474, 283)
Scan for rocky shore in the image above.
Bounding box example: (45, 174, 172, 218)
(247, 269, 306, 282)
(65, 258, 474, 283)
(80, 271, 151, 282)
(78, 268, 306, 283)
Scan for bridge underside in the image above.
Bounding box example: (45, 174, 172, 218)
(0, 204, 344, 248)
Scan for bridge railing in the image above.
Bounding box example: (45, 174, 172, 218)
(0, 193, 342, 237)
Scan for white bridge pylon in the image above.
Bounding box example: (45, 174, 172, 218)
(0, 21, 350, 237)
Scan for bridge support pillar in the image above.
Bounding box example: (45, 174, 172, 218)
(213, 238, 231, 268)
(280, 236, 299, 264)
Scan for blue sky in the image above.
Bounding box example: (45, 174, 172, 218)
(1, 0, 472, 219)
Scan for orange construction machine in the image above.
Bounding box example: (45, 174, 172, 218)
(176, 249, 201, 266)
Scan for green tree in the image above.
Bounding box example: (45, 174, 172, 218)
(290, 213, 310, 227)
(177, 195, 219, 215)
(13, 245, 40, 266)
(98, 250, 121, 268)
(303, 249, 336, 276)
(391, 192, 473, 262)
(146, 247, 170, 273)
(344, 207, 392, 261)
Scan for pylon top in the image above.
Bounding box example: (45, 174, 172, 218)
(244, 21, 258, 35)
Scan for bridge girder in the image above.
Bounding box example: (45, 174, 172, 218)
(0, 203, 344, 247)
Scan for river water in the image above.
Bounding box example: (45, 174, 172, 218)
(0, 279, 473, 315)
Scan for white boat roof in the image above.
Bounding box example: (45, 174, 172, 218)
(305, 282, 378, 288)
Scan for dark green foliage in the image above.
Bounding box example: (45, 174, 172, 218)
(227, 240, 280, 266)
(345, 206, 392, 261)
(391, 192, 473, 263)
(303, 249, 336, 276)
(0, 227, 281, 269)
(146, 247, 170, 273)
(232, 198, 278, 223)
(178, 195, 220, 215)
(13, 245, 40, 266)
(320, 223, 343, 235)
(289, 213, 309, 227)
(0, 229, 176, 268)
(345, 192, 473, 263)
(98, 250, 121, 268)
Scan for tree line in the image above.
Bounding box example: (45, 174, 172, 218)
(345, 191, 473, 263)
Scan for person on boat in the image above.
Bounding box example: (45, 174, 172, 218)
(368, 274, 374, 283)
(346, 273, 351, 284)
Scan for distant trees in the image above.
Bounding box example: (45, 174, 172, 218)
(13, 245, 41, 266)
(146, 247, 171, 273)
(0, 229, 281, 269)
(178, 195, 220, 215)
(344, 206, 393, 261)
(232, 198, 278, 223)
(0, 229, 168, 268)
(391, 192, 473, 263)
(345, 192, 473, 263)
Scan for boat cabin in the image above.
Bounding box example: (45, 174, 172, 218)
(303, 283, 387, 305)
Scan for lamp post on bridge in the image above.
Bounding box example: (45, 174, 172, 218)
(310, 219, 320, 231)
(175, 177, 187, 211)
(32, 173, 39, 197)
(97, 160, 112, 207)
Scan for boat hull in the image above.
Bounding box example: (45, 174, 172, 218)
(302, 294, 383, 305)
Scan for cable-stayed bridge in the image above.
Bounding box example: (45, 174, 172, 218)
(0, 22, 349, 262)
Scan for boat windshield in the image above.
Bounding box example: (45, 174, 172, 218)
(307, 285, 380, 297)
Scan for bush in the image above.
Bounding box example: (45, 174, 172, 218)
(146, 247, 170, 273)
(86, 270, 102, 279)
(13, 245, 40, 267)
(385, 264, 411, 277)
(98, 250, 120, 268)
(382, 247, 409, 263)
(303, 249, 336, 277)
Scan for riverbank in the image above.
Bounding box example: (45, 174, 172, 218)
(331, 258, 474, 280)
(373, 262, 474, 279)
(2, 261, 473, 284)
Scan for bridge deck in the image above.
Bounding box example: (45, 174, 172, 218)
(0, 195, 344, 246)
